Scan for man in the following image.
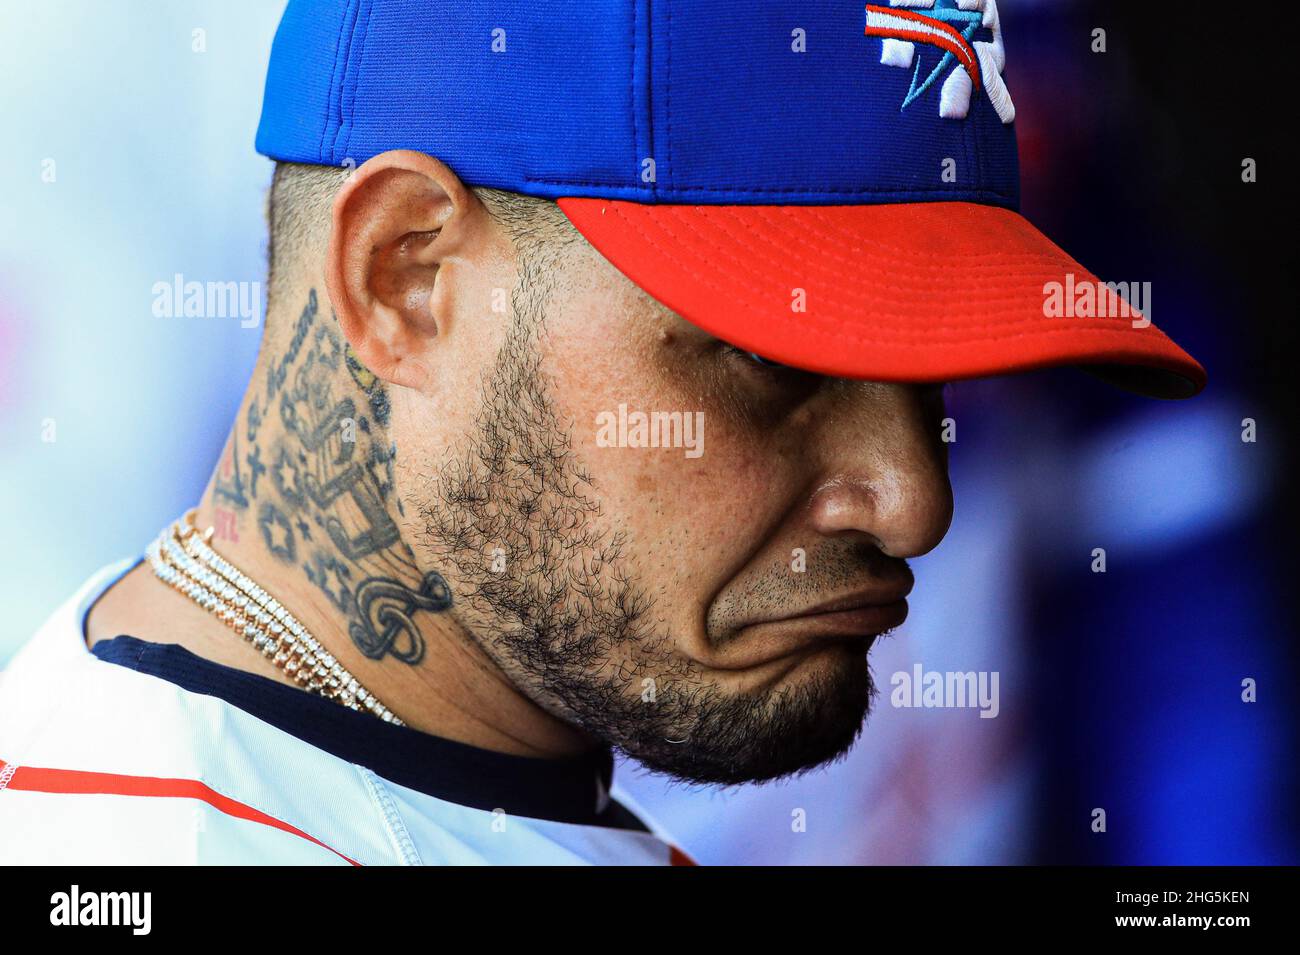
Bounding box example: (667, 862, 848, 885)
(0, 0, 1202, 865)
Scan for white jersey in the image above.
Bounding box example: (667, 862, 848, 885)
(0, 561, 692, 866)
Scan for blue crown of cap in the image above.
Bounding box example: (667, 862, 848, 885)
(255, 0, 1019, 208)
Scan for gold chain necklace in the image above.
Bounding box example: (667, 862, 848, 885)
(145, 510, 403, 726)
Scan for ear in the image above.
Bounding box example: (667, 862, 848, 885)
(324, 149, 487, 392)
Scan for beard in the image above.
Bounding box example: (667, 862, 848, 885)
(418, 268, 876, 785)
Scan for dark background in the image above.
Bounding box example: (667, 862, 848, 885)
(1007, 1, 1296, 863)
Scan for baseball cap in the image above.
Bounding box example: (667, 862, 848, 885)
(255, 0, 1206, 399)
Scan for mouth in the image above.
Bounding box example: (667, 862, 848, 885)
(704, 596, 910, 672)
(786, 600, 909, 634)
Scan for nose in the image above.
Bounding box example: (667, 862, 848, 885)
(805, 383, 953, 559)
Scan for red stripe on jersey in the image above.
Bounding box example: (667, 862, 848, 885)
(0, 757, 360, 865)
(669, 845, 697, 866)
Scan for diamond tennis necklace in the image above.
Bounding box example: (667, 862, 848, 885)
(145, 510, 402, 725)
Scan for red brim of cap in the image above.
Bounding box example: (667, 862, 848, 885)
(556, 199, 1206, 399)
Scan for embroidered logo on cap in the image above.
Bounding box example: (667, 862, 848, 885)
(865, 0, 1015, 124)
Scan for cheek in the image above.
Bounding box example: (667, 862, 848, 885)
(542, 325, 798, 611)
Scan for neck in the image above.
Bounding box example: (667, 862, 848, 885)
(185, 285, 591, 760)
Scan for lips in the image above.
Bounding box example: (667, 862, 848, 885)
(785, 601, 909, 636)
(704, 596, 910, 672)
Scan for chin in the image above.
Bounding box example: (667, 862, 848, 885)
(622, 648, 877, 786)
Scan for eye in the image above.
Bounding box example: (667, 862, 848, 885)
(719, 344, 824, 407)
(722, 345, 792, 372)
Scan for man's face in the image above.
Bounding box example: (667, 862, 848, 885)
(399, 233, 953, 785)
